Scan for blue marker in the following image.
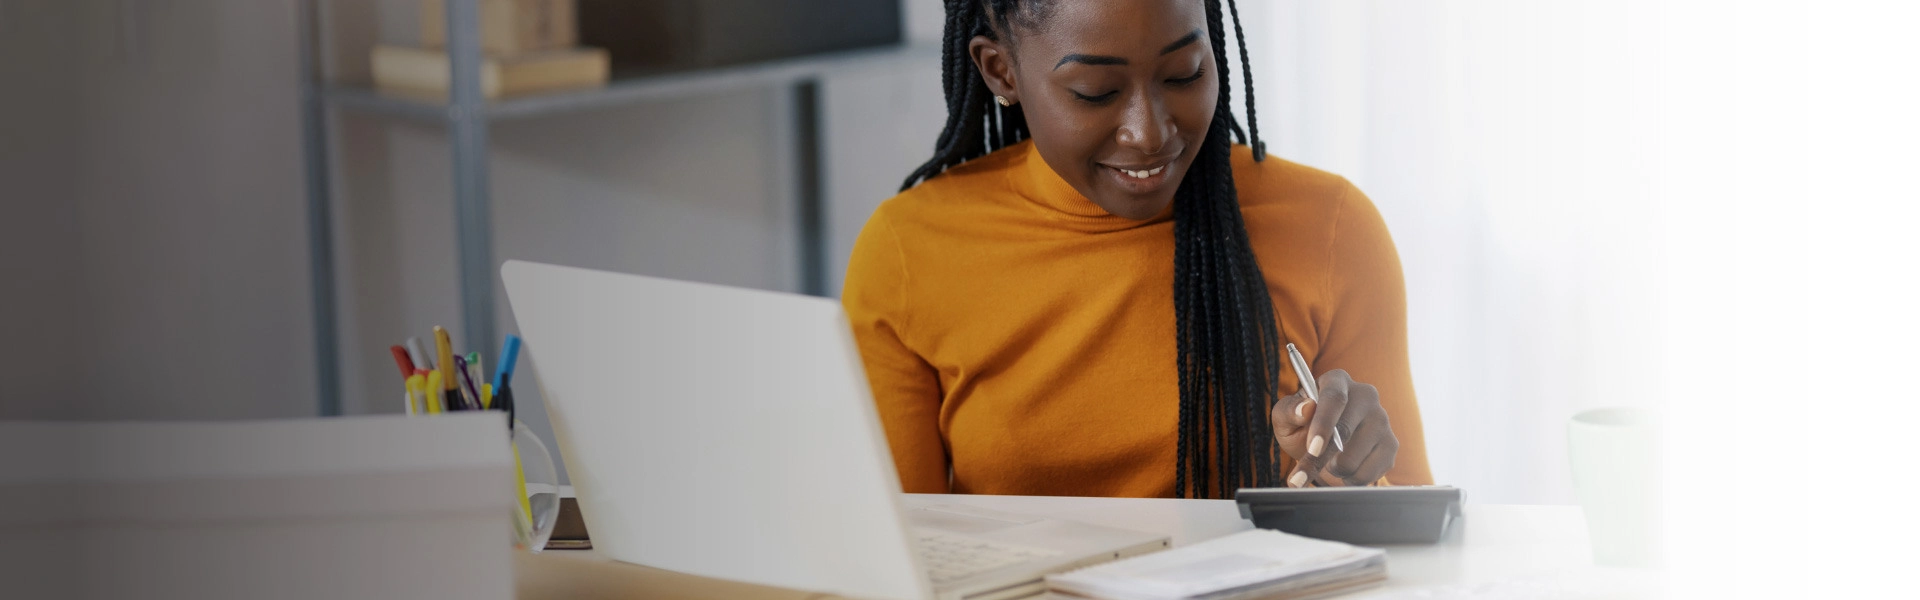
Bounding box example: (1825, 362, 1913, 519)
(493, 335, 522, 391)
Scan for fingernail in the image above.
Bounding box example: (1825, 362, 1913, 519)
(1288, 470, 1309, 488)
(1294, 401, 1308, 419)
(1308, 435, 1325, 457)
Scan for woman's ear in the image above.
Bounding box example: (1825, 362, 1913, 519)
(968, 35, 1019, 104)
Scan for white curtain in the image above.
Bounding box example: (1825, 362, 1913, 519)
(1233, 1, 1666, 504)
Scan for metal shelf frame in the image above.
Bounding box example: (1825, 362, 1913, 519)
(296, 0, 918, 416)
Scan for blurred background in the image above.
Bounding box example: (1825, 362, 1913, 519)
(1, 0, 1913, 548)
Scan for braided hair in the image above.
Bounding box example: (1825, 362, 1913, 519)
(902, 0, 1281, 499)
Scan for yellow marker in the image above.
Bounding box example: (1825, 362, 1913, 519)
(433, 326, 457, 392)
(512, 444, 534, 544)
(482, 383, 494, 410)
(425, 371, 445, 414)
(404, 374, 425, 416)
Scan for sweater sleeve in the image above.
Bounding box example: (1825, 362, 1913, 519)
(1316, 183, 1434, 486)
(841, 208, 951, 493)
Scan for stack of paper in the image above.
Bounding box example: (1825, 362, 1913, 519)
(1045, 529, 1387, 600)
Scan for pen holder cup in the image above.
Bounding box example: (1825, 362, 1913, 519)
(511, 419, 561, 553)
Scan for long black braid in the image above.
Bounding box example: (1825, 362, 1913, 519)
(902, 0, 1279, 499)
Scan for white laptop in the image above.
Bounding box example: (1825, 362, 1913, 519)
(502, 261, 1168, 600)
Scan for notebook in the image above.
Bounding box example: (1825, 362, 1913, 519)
(1044, 529, 1387, 600)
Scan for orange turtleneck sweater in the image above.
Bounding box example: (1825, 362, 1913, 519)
(841, 140, 1432, 497)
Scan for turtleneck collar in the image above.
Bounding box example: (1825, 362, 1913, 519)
(1010, 140, 1175, 230)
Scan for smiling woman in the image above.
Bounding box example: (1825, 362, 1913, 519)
(844, 0, 1433, 499)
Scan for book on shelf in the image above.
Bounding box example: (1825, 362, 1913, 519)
(370, 44, 609, 101)
(1044, 529, 1387, 600)
(576, 0, 900, 75)
(421, 0, 577, 56)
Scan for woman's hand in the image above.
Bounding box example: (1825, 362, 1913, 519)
(1269, 369, 1399, 487)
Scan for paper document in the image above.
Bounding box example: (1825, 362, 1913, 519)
(1045, 529, 1387, 600)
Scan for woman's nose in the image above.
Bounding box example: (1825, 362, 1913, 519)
(1115, 92, 1173, 155)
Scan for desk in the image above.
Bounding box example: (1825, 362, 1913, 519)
(515, 495, 1661, 599)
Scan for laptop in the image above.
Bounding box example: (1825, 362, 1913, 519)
(501, 261, 1168, 600)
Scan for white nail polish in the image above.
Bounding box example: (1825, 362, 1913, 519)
(1294, 402, 1308, 419)
(1308, 435, 1325, 457)
(1289, 470, 1309, 488)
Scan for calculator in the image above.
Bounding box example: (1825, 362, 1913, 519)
(1234, 485, 1465, 545)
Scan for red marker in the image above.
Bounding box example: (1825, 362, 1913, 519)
(389, 345, 417, 381)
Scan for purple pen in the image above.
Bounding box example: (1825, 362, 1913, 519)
(452, 354, 482, 410)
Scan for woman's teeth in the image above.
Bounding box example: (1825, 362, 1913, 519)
(1119, 166, 1165, 179)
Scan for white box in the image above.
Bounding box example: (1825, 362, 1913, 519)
(0, 413, 516, 600)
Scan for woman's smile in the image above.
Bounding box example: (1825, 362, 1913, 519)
(1098, 154, 1181, 195)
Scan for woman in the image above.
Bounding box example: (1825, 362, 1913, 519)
(843, 0, 1432, 498)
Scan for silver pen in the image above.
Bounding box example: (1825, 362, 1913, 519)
(1285, 343, 1348, 452)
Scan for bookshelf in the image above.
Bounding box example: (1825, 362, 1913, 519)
(296, 0, 932, 415)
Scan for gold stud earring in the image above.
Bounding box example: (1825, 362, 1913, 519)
(995, 95, 1012, 107)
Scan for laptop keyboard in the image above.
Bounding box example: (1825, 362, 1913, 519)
(918, 534, 1061, 585)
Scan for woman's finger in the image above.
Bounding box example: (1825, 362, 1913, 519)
(1328, 431, 1397, 486)
(1326, 375, 1380, 459)
(1287, 464, 1317, 488)
(1270, 389, 1315, 438)
(1326, 414, 1388, 480)
(1312, 462, 1348, 487)
(1345, 442, 1397, 485)
(1302, 369, 1353, 468)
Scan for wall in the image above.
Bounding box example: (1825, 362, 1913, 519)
(72, 0, 318, 420)
(1, 0, 317, 421)
(0, 0, 82, 420)
(1254, 0, 1667, 504)
(820, 51, 946, 296)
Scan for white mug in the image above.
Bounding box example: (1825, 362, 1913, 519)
(1567, 407, 1662, 567)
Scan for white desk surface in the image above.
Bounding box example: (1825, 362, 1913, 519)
(561, 494, 1662, 599)
(910, 494, 1662, 599)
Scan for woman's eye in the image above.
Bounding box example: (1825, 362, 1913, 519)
(1072, 90, 1119, 104)
(1168, 68, 1206, 86)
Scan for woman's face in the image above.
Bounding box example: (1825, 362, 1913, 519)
(970, 0, 1218, 220)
